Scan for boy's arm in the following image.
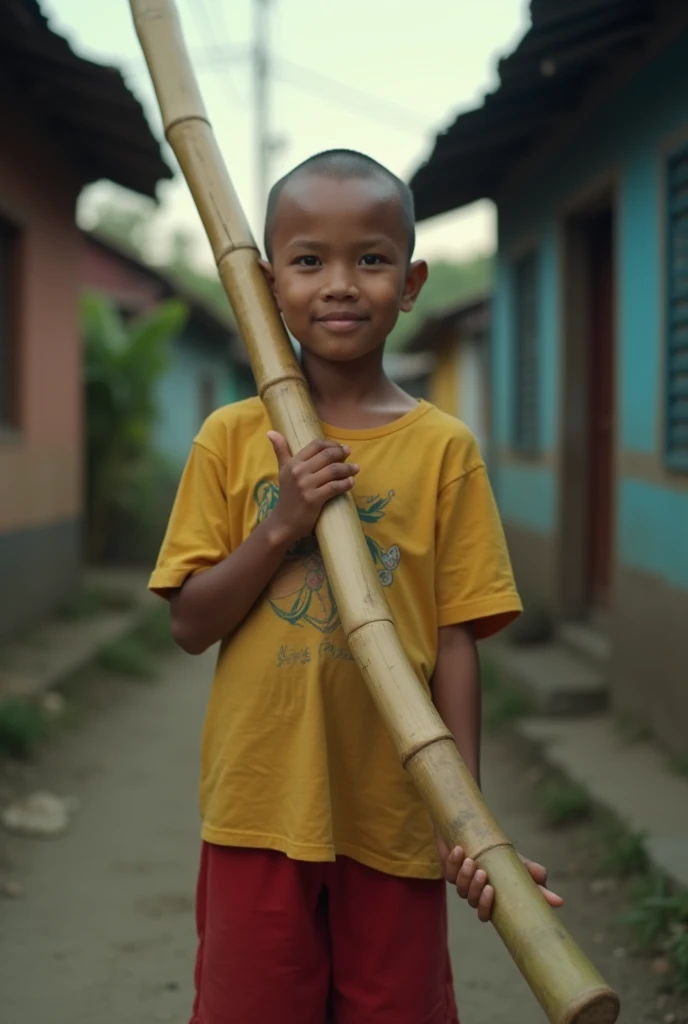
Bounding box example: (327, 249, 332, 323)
(170, 515, 293, 654)
(431, 621, 563, 921)
(431, 623, 481, 786)
(170, 433, 358, 654)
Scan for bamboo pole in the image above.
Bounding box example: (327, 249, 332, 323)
(128, 4, 620, 1022)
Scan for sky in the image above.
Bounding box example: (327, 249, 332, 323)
(43, 0, 530, 270)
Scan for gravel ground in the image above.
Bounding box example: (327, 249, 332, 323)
(0, 647, 684, 1024)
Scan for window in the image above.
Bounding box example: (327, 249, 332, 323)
(0, 219, 18, 428)
(513, 250, 539, 453)
(199, 373, 217, 425)
(667, 146, 688, 470)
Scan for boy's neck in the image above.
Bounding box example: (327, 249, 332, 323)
(301, 348, 416, 429)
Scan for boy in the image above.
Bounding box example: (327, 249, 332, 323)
(150, 149, 562, 1024)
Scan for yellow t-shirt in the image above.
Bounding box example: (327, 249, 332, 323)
(149, 397, 521, 879)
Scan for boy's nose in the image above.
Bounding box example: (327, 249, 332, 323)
(321, 268, 359, 301)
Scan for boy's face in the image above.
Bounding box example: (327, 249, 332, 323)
(261, 175, 427, 363)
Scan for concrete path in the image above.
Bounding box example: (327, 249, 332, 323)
(0, 648, 677, 1023)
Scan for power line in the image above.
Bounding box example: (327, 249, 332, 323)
(274, 57, 431, 136)
(186, 0, 242, 103)
(162, 44, 432, 136)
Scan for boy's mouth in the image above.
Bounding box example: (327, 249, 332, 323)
(315, 312, 369, 333)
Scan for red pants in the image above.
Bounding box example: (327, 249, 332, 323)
(190, 844, 459, 1024)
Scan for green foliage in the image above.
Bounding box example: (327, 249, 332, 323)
(0, 699, 49, 759)
(97, 636, 157, 680)
(595, 818, 648, 878)
(386, 256, 492, 351)
(57, 586, 135, 621)
(485, 686, 532, 728)
(536, 777, 592, 827)
(480, 656, 532, 728)
(623, 872, 688, 989)
(134, 605, 174, 654)
(669, 926, 688, 993)
(668, 753, 688, 776)
(82, 293, 188, 563)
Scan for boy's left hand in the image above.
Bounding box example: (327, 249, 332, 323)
(435, 832, 564, 923)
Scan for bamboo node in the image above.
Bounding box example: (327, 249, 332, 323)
(165, 114, 210, 137)
(472, 839, 514, 862)
(260, 375, 309, 398)
(346, 616, 394, 644)
(216, 242, 260, 264)
(401, 732, 456, 768)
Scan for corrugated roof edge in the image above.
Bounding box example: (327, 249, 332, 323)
(3, 0, 172, 197)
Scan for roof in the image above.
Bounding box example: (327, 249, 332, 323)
(410, 0, 659, 220)
(405, 293, 490, 353)
(84, 230, 239, 349)
(0, 0, 171, 197)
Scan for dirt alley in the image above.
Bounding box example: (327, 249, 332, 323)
(0, 646, 683, 1024)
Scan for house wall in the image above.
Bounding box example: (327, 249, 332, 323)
(0, 80, 82, 640)
(81, 240, 163, 309)
(154, 333, 240, 471)
(492, 28, 688, 750)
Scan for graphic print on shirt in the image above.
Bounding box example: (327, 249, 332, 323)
(253, 479, 401, 633)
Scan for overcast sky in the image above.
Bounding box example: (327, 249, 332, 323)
(43, 0, 530, 268)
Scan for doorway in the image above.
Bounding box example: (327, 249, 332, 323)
(585, 207, 615, 611)
(560, 197, 616, 624)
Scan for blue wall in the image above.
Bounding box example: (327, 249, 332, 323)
(493, 28, 688, 591)
(154, 334, 239, 471)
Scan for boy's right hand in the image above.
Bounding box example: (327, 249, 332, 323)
(267, 432, 359, 546)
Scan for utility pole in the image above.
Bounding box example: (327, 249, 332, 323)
(253, 0, 286, 238)
(253, 0, 271, 232)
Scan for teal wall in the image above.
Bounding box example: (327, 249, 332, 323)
(493, 29, 688, 591)
(154, 334, 240, 471)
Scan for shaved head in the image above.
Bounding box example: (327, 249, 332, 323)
(264, 149, 416, 261)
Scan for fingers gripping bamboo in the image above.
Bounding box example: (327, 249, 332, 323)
(128, 3, 620, 1022)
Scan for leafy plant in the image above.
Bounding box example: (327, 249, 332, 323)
(0, 699, 49, 759)
(57, 586, 135, 620)
(623, 873, 688, 952)
(536, 777, 592, 827)
(134, 605, 174, 653)
(668, 753, 688, 776)
(97, 636, 157, 680)
(82, 292, 188, 563)
(596, 818, 648, 878)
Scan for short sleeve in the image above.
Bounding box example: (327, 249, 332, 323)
(148, 440, 231, 598)
(435, 464, 522, 639)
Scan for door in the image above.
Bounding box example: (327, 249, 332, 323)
(585, 208, 615, 611)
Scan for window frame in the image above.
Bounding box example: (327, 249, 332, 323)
(665, 143, 688, 472)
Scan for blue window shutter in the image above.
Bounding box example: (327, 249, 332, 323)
(667, 147, 688, 470)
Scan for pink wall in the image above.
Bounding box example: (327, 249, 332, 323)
(81, 238, 164, 311)
(0, 77, 83, 533)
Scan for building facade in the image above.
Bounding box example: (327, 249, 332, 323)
(411, 1, 688, 753)
(0, 0, 169, 640)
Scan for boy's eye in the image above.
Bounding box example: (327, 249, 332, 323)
(360, 254, 386, 266)
(296, 255, 321, 267)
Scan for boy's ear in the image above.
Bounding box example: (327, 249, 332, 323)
(400, 259, 428, 313)
(258, 259, 282, 310)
